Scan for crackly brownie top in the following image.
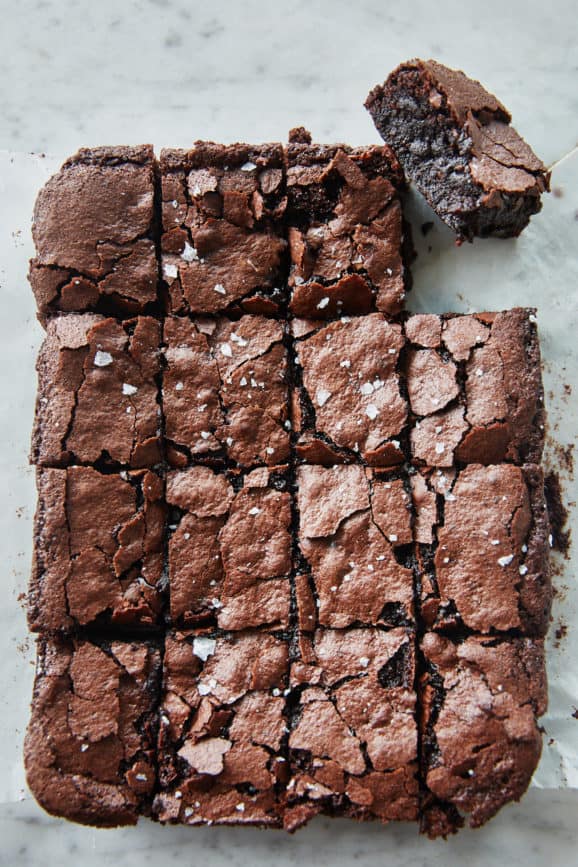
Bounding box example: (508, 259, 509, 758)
(33, 314, 162, 468)
(163, 315, 290, 468)
(296, 465, 414, 628)
(30, 467, 165, 632)
(166, 465, 292, 630)
(155, 630, 288, 826)
(25, 636, 160, 827)
(421, 633, 546, 831)
(161, 142, 287, 315)
(405, 309, 544, 466)
(30, 145, 158, 317)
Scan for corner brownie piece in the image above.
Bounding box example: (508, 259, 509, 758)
(285, 628, 418, 831)
(405, 309, 544, 467)
(161, 143, 287, 315)
(29, 466, 165, 632)
(292, 314, 407, 466)
(32, 314, 162, 468)
(25, 636, 160, 827)
(154, 630, 288, 826)
(166, 465, 292, 630)
(412, 463, 550, 635)
(365, 60, 549, 240)
(420, 634, 547, 836)
(295, 465, 414, 628)
(286, 128, 410, 318)
(29, 146, 159, 320)
(163, 315, 290, 468)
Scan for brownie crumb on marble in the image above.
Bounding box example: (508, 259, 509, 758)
(286, 130, 411, 319)
(166, 465, 292, 630)
(405, 309, 544, 467)
(412, 463, 551, 635)
(420, 634, 547, 836)
(29, 466, 165, 633)
(160, 142, 287, 315)
(365, 60, 550, 241)
(32, 313, 162, 469)
(29, 146, 159, 321)
(25, 636, 161, 827)
(285, 627, 418, 830)
(154, 630, 289, 827)
(163, 315, 290, 468)
(292, 314, 407, 466)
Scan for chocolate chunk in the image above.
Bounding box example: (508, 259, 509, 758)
(366, 60, 549, 240)
(29, 466, 165, 632)
(29, 146, 159, 320)
(163, 315, 290, 468)
(32, 314, 162, 468)
(160, 143, 287, 314)
(166, 466, 292, 630)
(25, 636, 160, 826)
(154, 630, 288, 826)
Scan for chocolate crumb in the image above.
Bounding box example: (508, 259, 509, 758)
(544, 472, 571, 557)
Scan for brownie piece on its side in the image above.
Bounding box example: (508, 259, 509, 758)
(29, 466, 165, 633)
(412, 463, 550, 635)
(25, 636, 161, 827)
(285, 627, 418, 831)
(163, 315, 290, 468)
(292, 314, 407, 466)
(420, 634, 547, 836)
(32, 314, 162, 468)
(166, 465, 292, 630)
(365, 60, 549, 240)
(161, 143, 287, 315)
(29, 146, 159, 320)
(154, 631, 289, 827)
(286, 128, 411, 319)
(295, 465, 414, 628)
(405, 309, 544, 467)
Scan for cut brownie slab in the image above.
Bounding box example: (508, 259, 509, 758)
(25, 636, 161, 827)
(163, 315, 290, 468)
(166, 465, 292, 630)
(29, 146, 159, 320)
(295, 465, 414, 628)
(29, 466, 165, 632)
(285, 627, 418, 830)
(161, 143, 287, 315)
(412, 463, 550, 635)
(420, 634, 547, 836)
(154, 630, 289, 826)
(405, 309, 544, 467)
(365, 60, 549, 241)
(286, 128, 410, 319)
(32, 313, 162, 468)
(292, 314, 407, 466)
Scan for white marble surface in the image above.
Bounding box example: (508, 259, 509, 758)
(1, 0, 578, 862)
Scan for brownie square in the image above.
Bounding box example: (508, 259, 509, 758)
(412, 463, 550, 635)
(295, 465, 414, 628)
(32, 314, 162, 469)
(285, 627, 418, 830)
(29, 146, 159, 320)
(365, 60, 549, 240)
(163, 315, 290, 468)
(292, 314, 407, 466)
(286, 130, 410, 319)
(420, 634, 547, 836)
(166, 465, 292, 630)
(154, 630, 289, 826)
(405, 309, 544, 467)
(28, 466, 165, 632)
(160, 143, 287, 315)
(25, 636, 161, 827)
